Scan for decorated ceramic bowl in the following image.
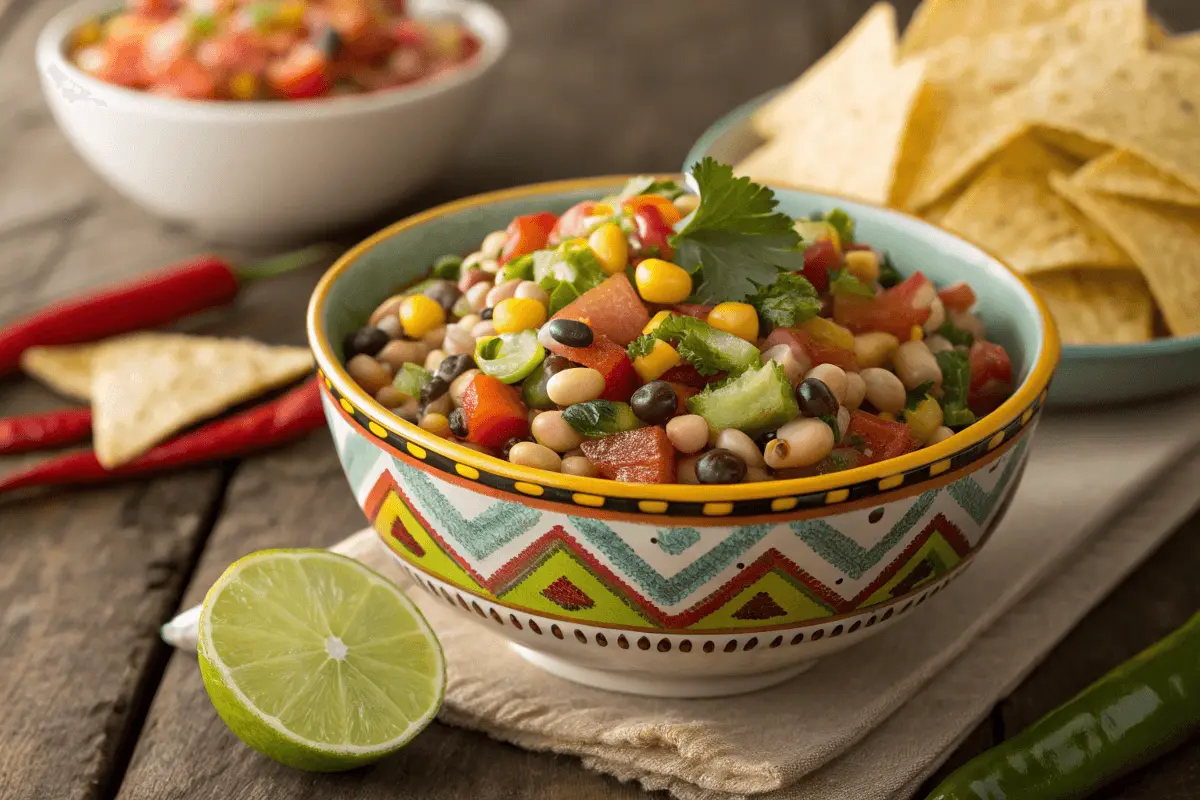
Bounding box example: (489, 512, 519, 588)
(307, 177, 1060, 698)
(684, 90, 1200, 408)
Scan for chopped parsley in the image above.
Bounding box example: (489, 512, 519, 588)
(669, 158, 803, 303)
(877, 252, 903, 288)
(905, 381, 934, 412)
(820, 413, 842, 444)
(936, 350, 976, 427)
(627, 314, 759, 376)
(748, 273, 821, 329)
(935, 319, 975, 348)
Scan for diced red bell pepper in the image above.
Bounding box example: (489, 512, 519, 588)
(501, 212, 558, 264)
(622, 194, 682, 226)
(938, 282, 977, 312)
(658, 364, 726, 389)
(968, 340, 1013, 415)
(847, 411, 916, 465)
(548, 201, 597, 245)
(801, 239, 840, 293)
(833, 272, 933, 339)
(581, 427, 676, 484)
(267, 43, 331, 99)
(632, 205, 675, 261)
(552, 275, 649, 346)
(543, 334, 640, 401)
(669, 303, 714, 320)
(763, 327, 859, 371)
(460, 374, 529, 451)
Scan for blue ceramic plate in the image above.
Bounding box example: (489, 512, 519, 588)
(683, 89, 1200, 409)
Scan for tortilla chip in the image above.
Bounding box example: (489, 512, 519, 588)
(1051, 176, 1200, 336)
(1161, 31, 1200, 57)
(1028, 51, 1200, 198)
(20, 341, 107, 401)
(939, 137, 1133, 274)
(920, 187, 964, 226)
(1071, 150, 1200, 207)
(1030, 270, 1155, 344)
(739, 4, 927, 205)
(1032, 128, 1111, 162)
(90, 334, 314, 468)
(899, 0, 1087, 58)
(903, 0, 1148, 211)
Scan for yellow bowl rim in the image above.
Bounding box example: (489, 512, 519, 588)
(307, 174, 1061, 504)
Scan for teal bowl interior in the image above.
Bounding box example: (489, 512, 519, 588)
(684, 90, 1200, 409)
(316, 178, 1049, 403)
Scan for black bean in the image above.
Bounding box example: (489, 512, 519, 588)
(630, 381, 677, 425)
(547, 318, 594, 348)
(313, 24, 342, 57)
(448, 407, 468, 438)
(797, 377, 839, 418)
(696, 449, 747, 485)
(420, 376, 449, 405)
(344, 326, 390, 359)
(480, 307, 494, 320)
(501, 436, 533, 459)
(436, 353, 475, 384)
(423, 280, 461, 314)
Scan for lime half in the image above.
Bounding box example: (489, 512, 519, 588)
(198, 549, 445, 772)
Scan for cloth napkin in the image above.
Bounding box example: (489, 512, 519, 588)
(164, 393, 1200, 799)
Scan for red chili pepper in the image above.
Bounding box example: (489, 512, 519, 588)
(0, 245, 329, 378)
(0, 408, 93, 455)
(0, 379, 323, 494)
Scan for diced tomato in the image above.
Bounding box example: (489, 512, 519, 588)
(833, 272, 933, 339)
(543, 334, 640, 401)
(129, 0, 175, 19)
(581, 427, 676, 484)
(968, 340, 1013, 414)
(847, 411, 916, 465)
(460, 374, 529, 451)
(668, 382, 698, 415)
(938, 282, 977, 312)
(500, 211, 557, 264)
(764, 327, 859, 371)
(632, 205, 675, 261)
(94, 41, 148, 88)
(669, 303, 713, 320)
(623, 194, 682, 226)
(814, 447, 866, 475)
(155, 57, 218, 99)
(548, 201, 597, 245)
(267, 43, 331, 99)
(551, 274, 649, 346)
(392, 18, 425, 47)
(327, 0, 373, 41)
(800, 239, 839, 293)
(659, 364, 726, 389)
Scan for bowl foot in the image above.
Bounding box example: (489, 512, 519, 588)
(511, 644, 817, 698)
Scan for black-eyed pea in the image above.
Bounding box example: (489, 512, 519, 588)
(923, 296, 946, 332)
(715, 429, 766, 468)
(375, 314, 404, 339)
(376, 339, 429, 371)
(368, 294, 406, 326)
(471, 320, 498, 338)
(419, 413, 451, 437)
(665, 414, 708, 454)
(531, 410, 584, 453)
(465, 281, 492, 312)
(928, 425, 955, 445)
(485, 280, 520, 308)
(515, 281, 549, 305)
(347, 354, 391, 395)
(461, 250, 486, 270)
(764, 417, 834, 469)
(561, 455, 599, 477)
(837, 406, 850, 439)
(508, 441, 562, 472)
(443, 325, 476, 356)
(677, 453, 702, 484)
(893, 341, 942, 390)
(761, 343, 807, 385)
(449, 369, 481, 407)
(860, 367, 906, 414)
(456, 313, 482, 331)
(925, 335, 954, 355)
(562, 448, 586, 459)
(423, 393, 452, 417)
(805, 363, 848, 404)
(425, 349, 447, 372)
(844, 371, 866, 410)
(546, 368, 605, 406)
(421, 325, 447, 348)
(375, 385, 409, 408)
(480, 230, 508, 260)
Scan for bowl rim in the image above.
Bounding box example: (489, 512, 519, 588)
(682, 87, 1200, 360)
(35, 0, 509, 122)
(307, 175, 1060, 504)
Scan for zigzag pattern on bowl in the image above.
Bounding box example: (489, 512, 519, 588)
(325, 390, 1033, 634)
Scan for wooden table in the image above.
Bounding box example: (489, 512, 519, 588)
(2, 2, 1198, 798)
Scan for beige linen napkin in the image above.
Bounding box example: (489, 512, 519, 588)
(164, 394, 1200, 799)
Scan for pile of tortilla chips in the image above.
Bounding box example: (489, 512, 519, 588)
(737, 0, 1200, 345)
(21, 334, 313, 468)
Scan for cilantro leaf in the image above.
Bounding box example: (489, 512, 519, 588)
(822, 209, 855, 244)
(626, 314, 759, 376)
(819, 413, 842, 444)
(935, 319, 975, 348)
(829, 269, 875, 298)
(936, 350, 976, 428)
(748, 273, 822, 329)
(905, 381, 934, 412)
(670, 158, 803, 302)
(877, 252, 903, 288)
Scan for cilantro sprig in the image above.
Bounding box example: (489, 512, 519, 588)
(936, 350, 976, 428)
(747, 273, 821, 330)
(669, 159, 803, 303)
(627, 314, 759, 376)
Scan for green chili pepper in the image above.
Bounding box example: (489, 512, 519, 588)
(925, 611, 1200, 800)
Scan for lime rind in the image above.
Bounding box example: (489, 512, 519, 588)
(198, 549, 445, 772)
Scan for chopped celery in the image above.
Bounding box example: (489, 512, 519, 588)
(392, 363, 431, 399)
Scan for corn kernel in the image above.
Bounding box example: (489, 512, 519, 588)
(801, 316, 855, 351)
(398, 295, 446, 339)
(72, 19, 103, 49)
(493, 297, 547, 334)
(634, 258, 692, 304)
(643, 310, 673, 335)
(706, 302, 759, 342)
(588, 222, 629, 275)
(910, 325, 924, 342)
(591, 203, 614, 217)
(276, 0, 307, 27)
(878, 412, 896, 422)
(845, 250, 880, 285)
(633, 340, 682, 382)
(904, 396, 944, 444)
(229, 72, 259, 100)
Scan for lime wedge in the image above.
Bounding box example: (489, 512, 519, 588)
(197, 549, 445, 772)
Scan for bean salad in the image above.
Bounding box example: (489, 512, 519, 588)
(342, 163, 1015, 485)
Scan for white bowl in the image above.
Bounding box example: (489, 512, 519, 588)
(36, 0, 508, 243)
